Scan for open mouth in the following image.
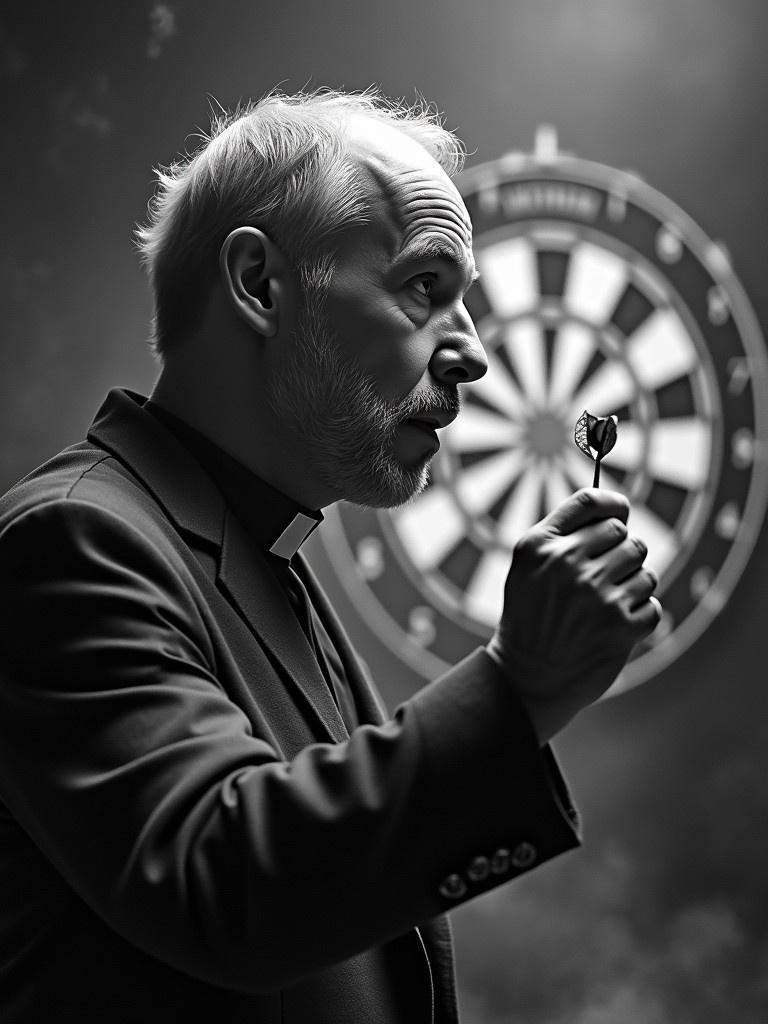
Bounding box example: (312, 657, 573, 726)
(400, 418, 441, 451)
(404, 418, 439, 436)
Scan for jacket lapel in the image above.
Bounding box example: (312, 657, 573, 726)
(294, 552, 389, 727)
(87, 388, 348, 745)
(217, 509, 348, 744)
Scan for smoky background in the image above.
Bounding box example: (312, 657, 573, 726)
(2, 2, 767, 1020)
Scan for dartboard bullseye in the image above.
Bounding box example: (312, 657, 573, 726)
(320, 128, 768, 696)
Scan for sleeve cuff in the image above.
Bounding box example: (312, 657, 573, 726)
(405, 647, 581, 909)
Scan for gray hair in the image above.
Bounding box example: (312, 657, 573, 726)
(135, 87, 466, 357)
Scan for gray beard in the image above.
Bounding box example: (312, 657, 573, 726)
(265, 301, 457, 509)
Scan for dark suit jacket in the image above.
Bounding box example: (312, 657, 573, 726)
(0, 389, 580, 1023)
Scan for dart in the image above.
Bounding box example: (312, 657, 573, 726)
(574, 411, 618, 487)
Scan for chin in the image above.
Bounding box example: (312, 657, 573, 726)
(347, 463, 431, 511)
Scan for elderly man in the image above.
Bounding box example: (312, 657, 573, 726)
(0, 89, 659, 1023)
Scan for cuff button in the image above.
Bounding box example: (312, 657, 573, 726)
(467, 856, 490, 882)
(490, 848, 511, 874)
(438, 873, 468, 900)
(510, 841, 537, 869)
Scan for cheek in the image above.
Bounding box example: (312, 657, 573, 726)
(325, 293, 432, 402)
(371, 345, 432, 404)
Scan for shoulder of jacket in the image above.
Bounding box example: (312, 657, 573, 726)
(0, 442, 171, 546)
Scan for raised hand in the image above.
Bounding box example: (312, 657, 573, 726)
(486, 488, 661, 743)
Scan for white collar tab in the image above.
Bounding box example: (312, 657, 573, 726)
(269, 512, 322, 560)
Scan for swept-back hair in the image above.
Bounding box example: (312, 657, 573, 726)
(135, 87, 466, 357)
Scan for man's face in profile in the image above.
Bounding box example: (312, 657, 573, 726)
(266, 123, 484, 510)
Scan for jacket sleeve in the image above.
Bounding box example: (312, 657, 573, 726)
(0, 497, 579, 993)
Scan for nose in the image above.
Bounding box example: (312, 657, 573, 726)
(429, 305, 488, 385)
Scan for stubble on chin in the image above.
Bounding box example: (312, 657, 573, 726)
(266, 303, 433, 509)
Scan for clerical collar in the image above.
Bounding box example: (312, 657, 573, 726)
(145, 400, 323, 561)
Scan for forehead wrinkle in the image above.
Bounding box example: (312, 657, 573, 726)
(392, 236, 478, 286)
(391, 173, 472, 251)
(360, 157, 473, 257)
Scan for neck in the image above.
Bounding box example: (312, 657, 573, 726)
(151, 351, 334, 511)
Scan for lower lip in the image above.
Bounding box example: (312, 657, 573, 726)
(400, 420, 440, 449)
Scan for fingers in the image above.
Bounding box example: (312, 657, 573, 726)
(576, 526, 661, 628)
(543, 488, 629, 537)
(619, 564, 659, 610)
(598, 533, 650, 584)
(626, 593, 663, 638)
(578, 516, 629, 558)
(511, 488, 662, 649)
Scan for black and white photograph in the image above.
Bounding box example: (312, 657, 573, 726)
(1, 2, 767, 1021)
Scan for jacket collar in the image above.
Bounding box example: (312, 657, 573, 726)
(88, 388, 225, 548)
(143, 400, 323, 562)
(87, 388, 350, 743)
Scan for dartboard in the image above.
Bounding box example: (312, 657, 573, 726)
(320, 128, 768, 696)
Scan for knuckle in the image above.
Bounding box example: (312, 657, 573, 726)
(513, 530, 536, 559)
(573, 488, 594, 510)
(513, 528, 549, 569)
(612, 590, 631, 619)
(575, 565, 598, 591)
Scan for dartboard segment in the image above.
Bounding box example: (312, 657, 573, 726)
(564, 241, 629, 322)
(570, 358, 636, 422)
(475, 237, 538, 317)
(626, 308, 698, 389)
(647, 418, 712, 490)
(503, 319, 549, 407)
(548, 322, 598, 408)
(469, 343, 529, 421)
(446, 403, 523, 453)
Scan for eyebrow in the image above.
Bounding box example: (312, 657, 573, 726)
(391, 238, 480, 286)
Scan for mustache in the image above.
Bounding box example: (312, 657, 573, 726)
(397, 387, 461, 422)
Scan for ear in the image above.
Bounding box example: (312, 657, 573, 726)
(218, 227, 294, 337)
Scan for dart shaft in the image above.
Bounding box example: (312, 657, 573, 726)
(593, 459, 601, 488)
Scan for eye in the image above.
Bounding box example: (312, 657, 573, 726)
(409, 274, 436, 298)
